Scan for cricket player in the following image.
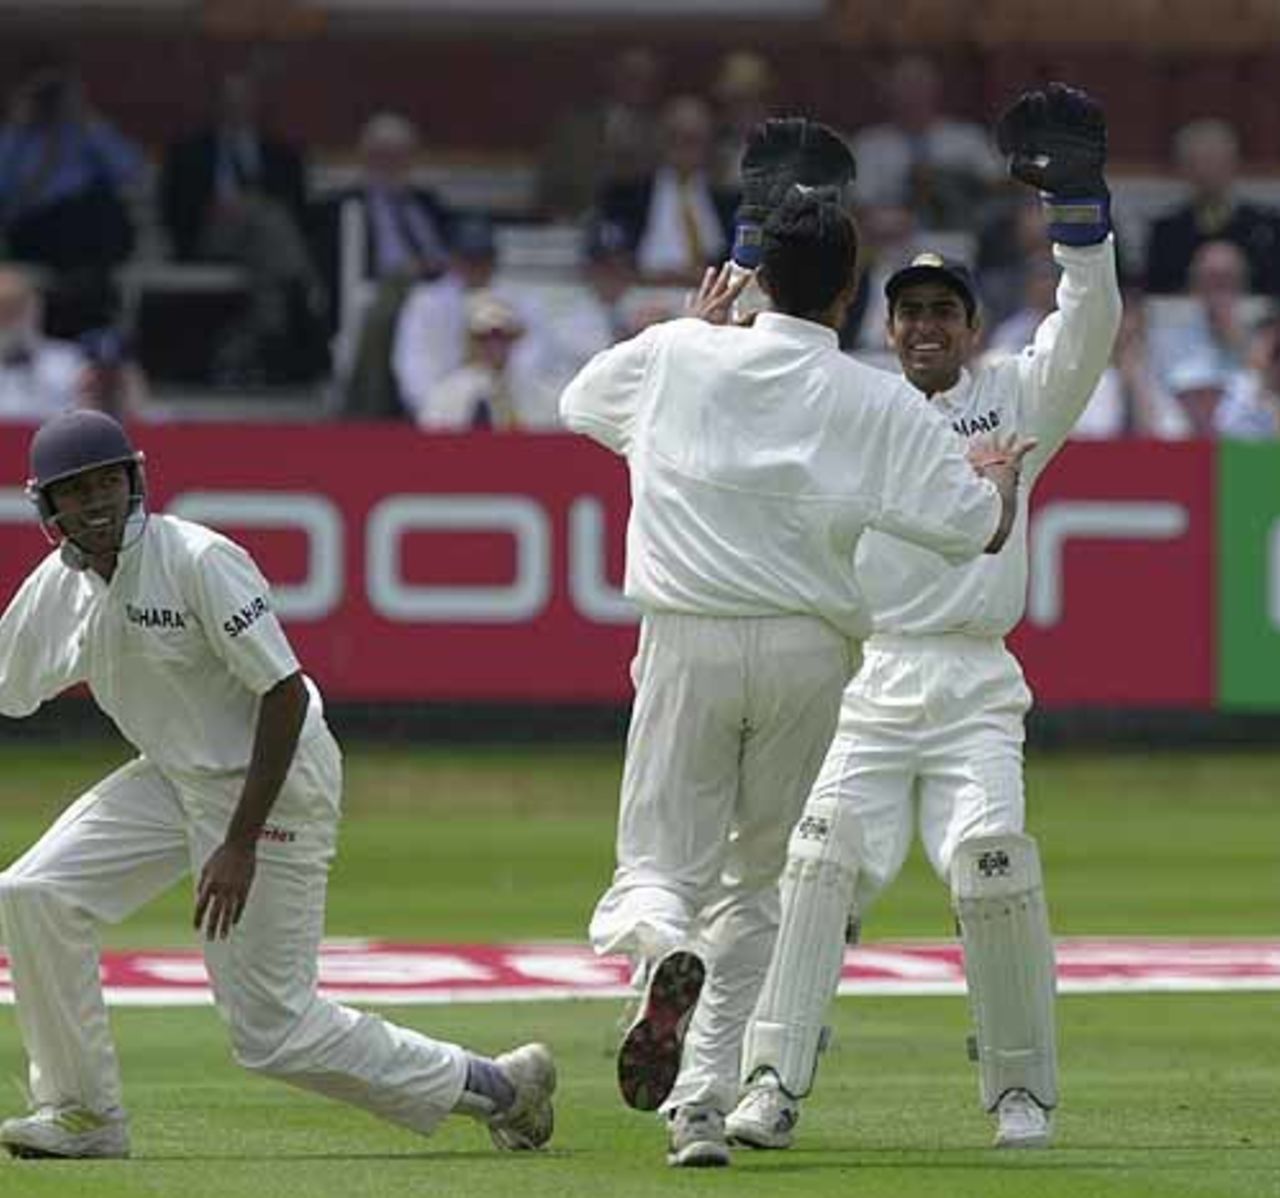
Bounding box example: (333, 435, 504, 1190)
(560, 186, 1033, 1167)
(727, 84, 1122, 1152)
(0, 410, 555, 1159)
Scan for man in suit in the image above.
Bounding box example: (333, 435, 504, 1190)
(160, 72, 309, 264)
(599, 96, 738, 285)
(312, 113, 451, 336)
(159, 72, 322, 385)
(314, 112, 453, 415)
(1145, 119, 1280, 295)
(536, 46, 665, 221)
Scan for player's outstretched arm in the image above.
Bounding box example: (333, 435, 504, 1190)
(995, 82, 1122, 460)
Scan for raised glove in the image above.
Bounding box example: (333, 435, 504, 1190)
(734, 117, 856, 266)
(995, 82, 1109, 246)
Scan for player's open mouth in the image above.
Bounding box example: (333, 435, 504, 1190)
(68, 511, 125, 547)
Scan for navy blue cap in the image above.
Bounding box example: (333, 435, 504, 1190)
(28, 410, 138, 491)
(885, 252, 978, 320)
(451, 214, 496, 259)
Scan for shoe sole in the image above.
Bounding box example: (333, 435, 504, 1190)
(995, 1131, 1052, 1150)
(667, 1143, 730, 1168)
(726, 1128, 793, 1150)
(617, 950, 705, 1111)
(3, 1141, 129, 1159)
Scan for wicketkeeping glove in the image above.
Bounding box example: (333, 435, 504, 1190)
(734, 117, 857, 267)
(995, 82, 1110, 246)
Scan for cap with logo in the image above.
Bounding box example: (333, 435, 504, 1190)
(885, 252, 978, 321)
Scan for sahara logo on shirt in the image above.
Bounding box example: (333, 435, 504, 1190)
(223, 596, 270, 639)
(126, 603, 188, 631)
(953, 409, 1001, 438)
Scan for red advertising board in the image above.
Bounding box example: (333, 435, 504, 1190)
(0, 427, 1216, 707)
(1010, 441, 1215, 709)
(0, 426, 637, 702)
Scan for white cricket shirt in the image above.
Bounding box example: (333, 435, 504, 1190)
(859, 238, 1122, 638)
(561, 311, 1002, 639)
(0, 514, 324, 777)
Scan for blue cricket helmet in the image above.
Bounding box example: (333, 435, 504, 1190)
(26, 410, 146, 525)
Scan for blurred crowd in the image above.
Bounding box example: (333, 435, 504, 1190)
(2, 48, 1278, 440)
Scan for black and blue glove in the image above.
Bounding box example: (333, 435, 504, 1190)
(734, 117, 856, 267)
(995, 82, 1110, 247)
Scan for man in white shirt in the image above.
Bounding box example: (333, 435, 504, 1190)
(0, 265, 87, 422)
(851, 55, 1001, 231)
(599, 96, 738, 283)
(0, 411, 555, 1160)
(560, 188, 1029, 1168)
(727, 84, 1121, 1154)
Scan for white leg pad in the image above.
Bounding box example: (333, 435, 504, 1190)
(739, 793, 859, 1097)
(951, 832, 1058, 1111)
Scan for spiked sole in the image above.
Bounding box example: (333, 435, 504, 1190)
(617, 950, 705, 1111)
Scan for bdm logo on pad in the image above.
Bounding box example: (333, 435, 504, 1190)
(977, 850, 1012, 878)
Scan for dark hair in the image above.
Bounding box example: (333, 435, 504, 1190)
(758, 188, 859, 320)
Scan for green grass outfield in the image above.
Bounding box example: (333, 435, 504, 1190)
(0, 742, 1277, 1198)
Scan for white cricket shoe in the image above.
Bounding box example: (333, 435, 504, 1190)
(0, 1104, 129, 1159)
(666, 1105, 730, 1168)
(488, 1042, 557, 1150)
(993, 1089, 1053, 1149)
(726, 1071, 800, 1149)
(616, 949, 705, 1111)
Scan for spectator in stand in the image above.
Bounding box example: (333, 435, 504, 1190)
(851, 55, 1001, 232)
(1149, 239, 1251, 393)
(533, 217, 640, 399)
(983, 252, 1060, 356)
(0, 60, 140, 274)
(0, 265, 89, 422)
(1080, 296, 1184, 439)
(421, 292, 557, 431)
(160, 71, 323, 386)
(976, 190, 1051, 330)
(710, 52, 776, 190)
(391, 216, 542, 424)
(0, 61, 141, 341)
(1165, 354, 1232, 438)
(1144, 119, 1280, 295)
(1215, 310, 1280, 439)
(599, 96, 737, 285)
(537, 47, 665, 221)
(316, 112, 453, 415)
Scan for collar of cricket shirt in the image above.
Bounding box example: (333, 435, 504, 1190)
(752, 311, 840, 348)
(927, 365, 974, 410)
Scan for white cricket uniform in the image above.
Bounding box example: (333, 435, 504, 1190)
(815, 237, 1122, 909)
(561, 311, 1003, 1113)
(0, 514, 467, 1132)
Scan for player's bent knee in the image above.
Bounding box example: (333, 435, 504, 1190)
(227, 1002, 319, 1076)
(0, 871, 61, 913)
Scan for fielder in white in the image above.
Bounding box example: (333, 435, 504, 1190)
(560, 187, 1033, 1167)
(0, 410, 555, 1159)
(727, 84, 1122, 1152)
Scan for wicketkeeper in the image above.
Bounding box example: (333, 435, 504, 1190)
(728, 83, 1121, 1152)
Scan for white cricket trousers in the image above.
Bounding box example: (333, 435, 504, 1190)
(0, 726, 467, 1132)
(590, 611, 857, 1114)
(814, 633, 1032, 914)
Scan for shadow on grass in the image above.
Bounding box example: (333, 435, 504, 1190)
(737, 1143, 1279, 1175)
